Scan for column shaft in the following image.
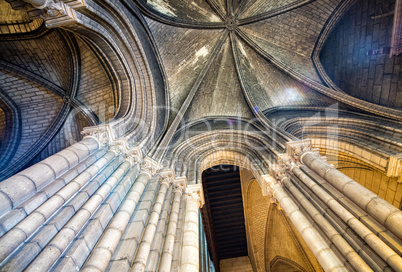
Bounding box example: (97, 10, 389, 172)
(271, 181, 348, 272)
(130, 180, 171, 272)
(301, 152, 402, 240)
(159, 189, 183, 272)
(25, 156, 128, 272)
(0, 150, 115, 265)
(292, 166, 402, 271)
(81, 169, 152, 271)
(180, 196, 201, 272)
(283, 177, 373, 272)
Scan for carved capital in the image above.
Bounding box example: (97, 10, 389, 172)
(185, 184, 205, 208)
(26, 0, 78, 28)
(125, 147, 142, 166)
(286, 139, 312, 161)
(160, 169, 175, 186)
(141, 157, 163, 177)
(387, 153, 402, 183)
(261, 175, 276, 196)
(173, 176, 187, 193)
(269, 164, 286, 180)
(82, 126, 112, 148)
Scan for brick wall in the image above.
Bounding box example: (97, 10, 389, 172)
(220, 256, 253, 272)
(0, 72, 62, 165)
(0, 29, 72, 90)
(28, 110, 89, 166)
(0, 0, 43, 35)
(320, 0, 402, 108)
(76, 37, 115, 122)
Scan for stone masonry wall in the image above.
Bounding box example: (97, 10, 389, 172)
(321, 0, 402, 108)
(220, 256, 253, 272)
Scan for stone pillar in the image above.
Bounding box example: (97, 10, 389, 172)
(281, 174, 373, 272)
(0, 137, 100, 217)
(286, 140, 402, 241)
(290, 165, 402, 271)
(180, 184, 205, 272)
(130, 170, 175, 272)
(159, 178, 186, 272)
(80, 156, 162, 271)
(264, 175, 348, 272)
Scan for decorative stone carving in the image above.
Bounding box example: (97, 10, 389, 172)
(286, 139, 312, 160)
(125, 147, 142, 166)
(387, 153, 402, 183)
(26, 0, 77, 28)
(160, 169, 175, 186)
(82, 126, 112, 148)
(185, 184, 205, 208)
(261, 175, 276, 197)
(269, 164, 286, 180)
(173, 176, 187, 193)
(141, 157, 163, 177)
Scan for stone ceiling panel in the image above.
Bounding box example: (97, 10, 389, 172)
(235, 37, 336, 112)
(0, 71, 63, 166)
(142, 0, 222, 23)
(0, 29, 72, 90)
(146, 17, 225, 122)
(240, 0, 341, 57)
(184, 38, 253, 122)
(239, 0, 305, 19)
(240, 29, 322, 82)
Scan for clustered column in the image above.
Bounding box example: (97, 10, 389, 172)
(159, 178, 186, 272)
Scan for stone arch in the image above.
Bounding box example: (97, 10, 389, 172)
(270, 256, 309, 272)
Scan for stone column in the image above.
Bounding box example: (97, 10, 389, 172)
(0, 137, 100, 217)
(159, 178, 186, 272)
(130, 170, 174, 272)
(286, 140, 402, 241)
(290, 165, 402, 272)
(180, 184, 205, 272)
(81, 156, 162, 271)
(281, 174, 373, 272)
(264, 175, 348, 272)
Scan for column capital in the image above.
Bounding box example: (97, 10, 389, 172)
(160, 169, 175, 186)
(286, 139, 312, 160)
(82, 126, 113, 148)
(173, 176, 187, 193)
(185, 184, 205, 208)
(27, 0, 78, 28)
(387, 153, 402, 183)
(261, 175, 282, 208)
(141, 157, 163, 177)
